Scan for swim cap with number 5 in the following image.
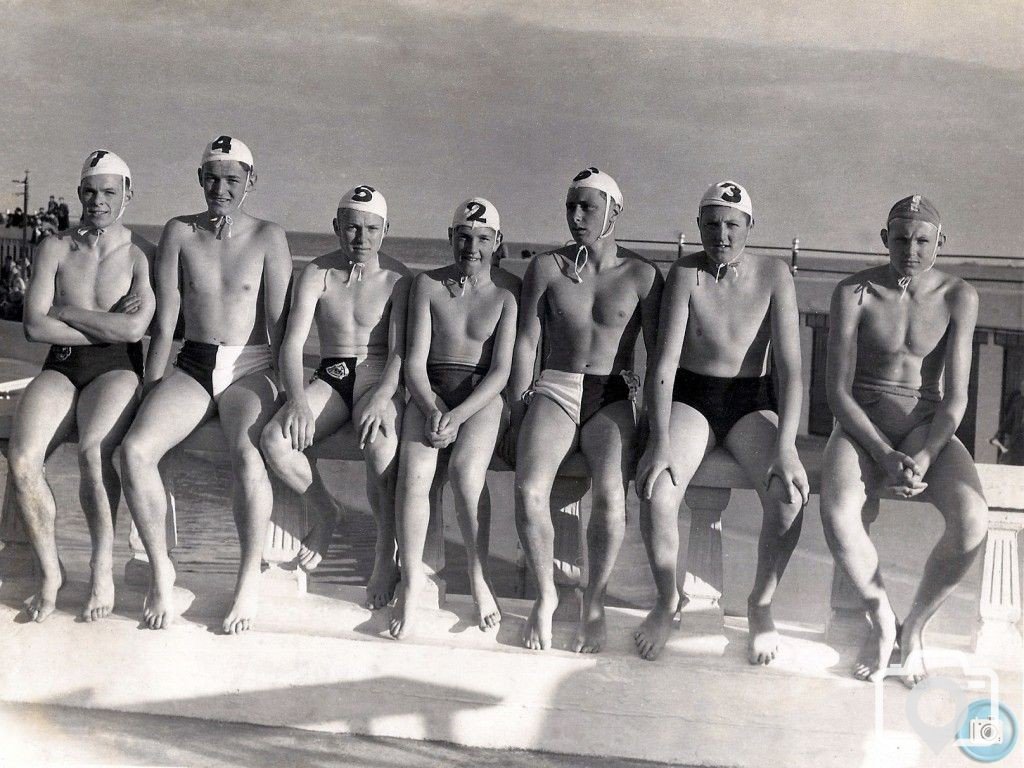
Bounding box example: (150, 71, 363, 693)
(81, 150, 131, 184)
(700, 180, 753, 223)
(201, 135, 254, 169)
(339, 185, 388, 223)
(452, 197, 500, 233)
(568, 167, 623, 210)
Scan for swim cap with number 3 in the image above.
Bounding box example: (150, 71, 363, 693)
(452, 197, 500, 233)
(339, 185, 388, 223)
(700, 180, 753, 223)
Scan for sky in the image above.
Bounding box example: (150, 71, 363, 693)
(2, 0, 1023, 254)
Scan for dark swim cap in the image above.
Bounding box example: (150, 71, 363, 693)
(887, 195, 941, 228)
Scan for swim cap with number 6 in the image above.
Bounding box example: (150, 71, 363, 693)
(339, 185, 388, 223)
(201, 135, 254, 169)
(452, 197, 500, 233)
(81, 150, 131, 184)
(700, 180, 753, 223)
(568, 167, 623, 210)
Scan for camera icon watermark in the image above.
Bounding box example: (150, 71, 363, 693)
(873, 648, 1018, 762)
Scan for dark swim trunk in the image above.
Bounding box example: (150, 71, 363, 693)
(672, 367, 777, 444)
(43, 342, 144, 390)
(529, 368, 633, 427)
(427, 361, 489, 410)
(312, 356, 358, 413)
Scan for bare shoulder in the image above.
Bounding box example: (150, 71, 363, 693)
(668, 252, 703, 286)
(250, 217, 288, 243)
(378, 250, 414, 279)
(758, 254, 795, 291)
(300, 256, 331, 284)
(833, 265, 887, 302)
(128, 228, 157, 262)
(414, 267, 450, 295)
(939, 270, 978, 311)
(617, 246, 661, 280)
(491, 266, 522, 297)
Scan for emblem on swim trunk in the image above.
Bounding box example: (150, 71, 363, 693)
(55, 346, 72, 362)
(325, 361, 350, 380)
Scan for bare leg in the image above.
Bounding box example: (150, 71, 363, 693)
(635, 403, 712, 660)
(260, 379, 349, 572)
(216, 370, 278, 635)
(514, 396, 577, 650)
(390, 404, 440, 639)
(726, 411, 805, 665)
(896, 431, 988, 687)
(75, 370, 141, 622)
(448, 397, 504, 631)
(8, 372, 77, 622)
(574, 401, 636, 654)
(820, 425, 897, 681)
(355, 392, 402, 609)
(121, 371, 214, 629)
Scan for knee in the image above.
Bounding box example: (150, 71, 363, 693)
(77, 443, 109, 480)
(8, 449, 43, 488)
(951, 496, 989, 552)
(590, 478, 626, 511)
(120, 432, 157, 477)
(769, 501, 805, 537)
(446, 463, 482, 498)
(259, 423, 289, 473)
(514, 477, 549, 517)
(232, 445, 269, 485)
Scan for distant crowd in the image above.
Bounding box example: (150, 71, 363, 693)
(4, 195, 72, 243)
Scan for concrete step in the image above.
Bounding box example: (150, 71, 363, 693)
(1, 569, 1013, 768)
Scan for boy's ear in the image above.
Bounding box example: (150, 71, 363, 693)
(880, 228, 889, 248)
(197, 167, 204, 186)
(447, 226, 454, 244)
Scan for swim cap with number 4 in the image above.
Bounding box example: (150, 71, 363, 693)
(201, 135, 254, 169)
(339, 185, 388, 223)
(700, 181, 753, 223)
(81, 150, 131, 184)
(452, 197, 500, 233)
(569, 167, 623, 210)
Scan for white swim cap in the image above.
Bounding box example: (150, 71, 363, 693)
(451, 197, 500, 233)
(568, 167, 623, 210)
(700, 181, 753, 224)
(80, 150, 131, 185)
(338, 185, 388, 223)
(200, 135, 254, 169)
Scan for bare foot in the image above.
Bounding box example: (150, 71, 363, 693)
(365, 555, 400, 610)
(471, 576, 501, 632)
(899, 621, 927, 688)
(142, 557, 176, 630)
(23, 566, 65, 624)
(571, 599, 606, 654)
(523, 593, 557, 650)
(853, 605, 898, 682)
(634, 603, 677, 661)
(223, 581, 259, 635)
(297, 514, 337, 572)
(82, 564, 115, 622)
(747, 603, 781, 665)
(389, 574, 424, 640)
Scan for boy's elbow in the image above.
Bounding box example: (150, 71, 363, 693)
(23, 320, 40, 343)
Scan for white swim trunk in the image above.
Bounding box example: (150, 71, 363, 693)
(174, 340, 274, 401)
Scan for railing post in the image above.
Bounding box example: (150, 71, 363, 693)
(679, 486, 731, 616)
(790, 237, 800, 275)
(825, 498, 880, 644)
(677, 233, 685, 260)
(974, 512, 1024, 667)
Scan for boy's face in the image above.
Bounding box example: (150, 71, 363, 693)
(78, 173, 130, 228)
(334, 208, 386, 262)
(199, 159, 252, 216)
(566, 187, 616, 248)
(450, 224, 499, 276)
(881, 218, 942, 278)
(698, 205, 752, 263)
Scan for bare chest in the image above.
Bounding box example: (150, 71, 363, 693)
(545, 277, 638, 330)
(859, 295, 950, 356)
(55, 249, 134, 309)
(180, 241, 265, 298)
(319, 271, 394, 329)
(431, 290, 503, 343)
(686, 279, 771, 345)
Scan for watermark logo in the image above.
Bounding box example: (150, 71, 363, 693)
(874, 648, 1018, 762)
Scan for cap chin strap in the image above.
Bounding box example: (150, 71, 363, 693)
(77, 177, 129, 240)
(572, 196, 616, 283)
(209, 169, 251, 240)
(893, 224, 941, 298)
(346, 260, 365, 285)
